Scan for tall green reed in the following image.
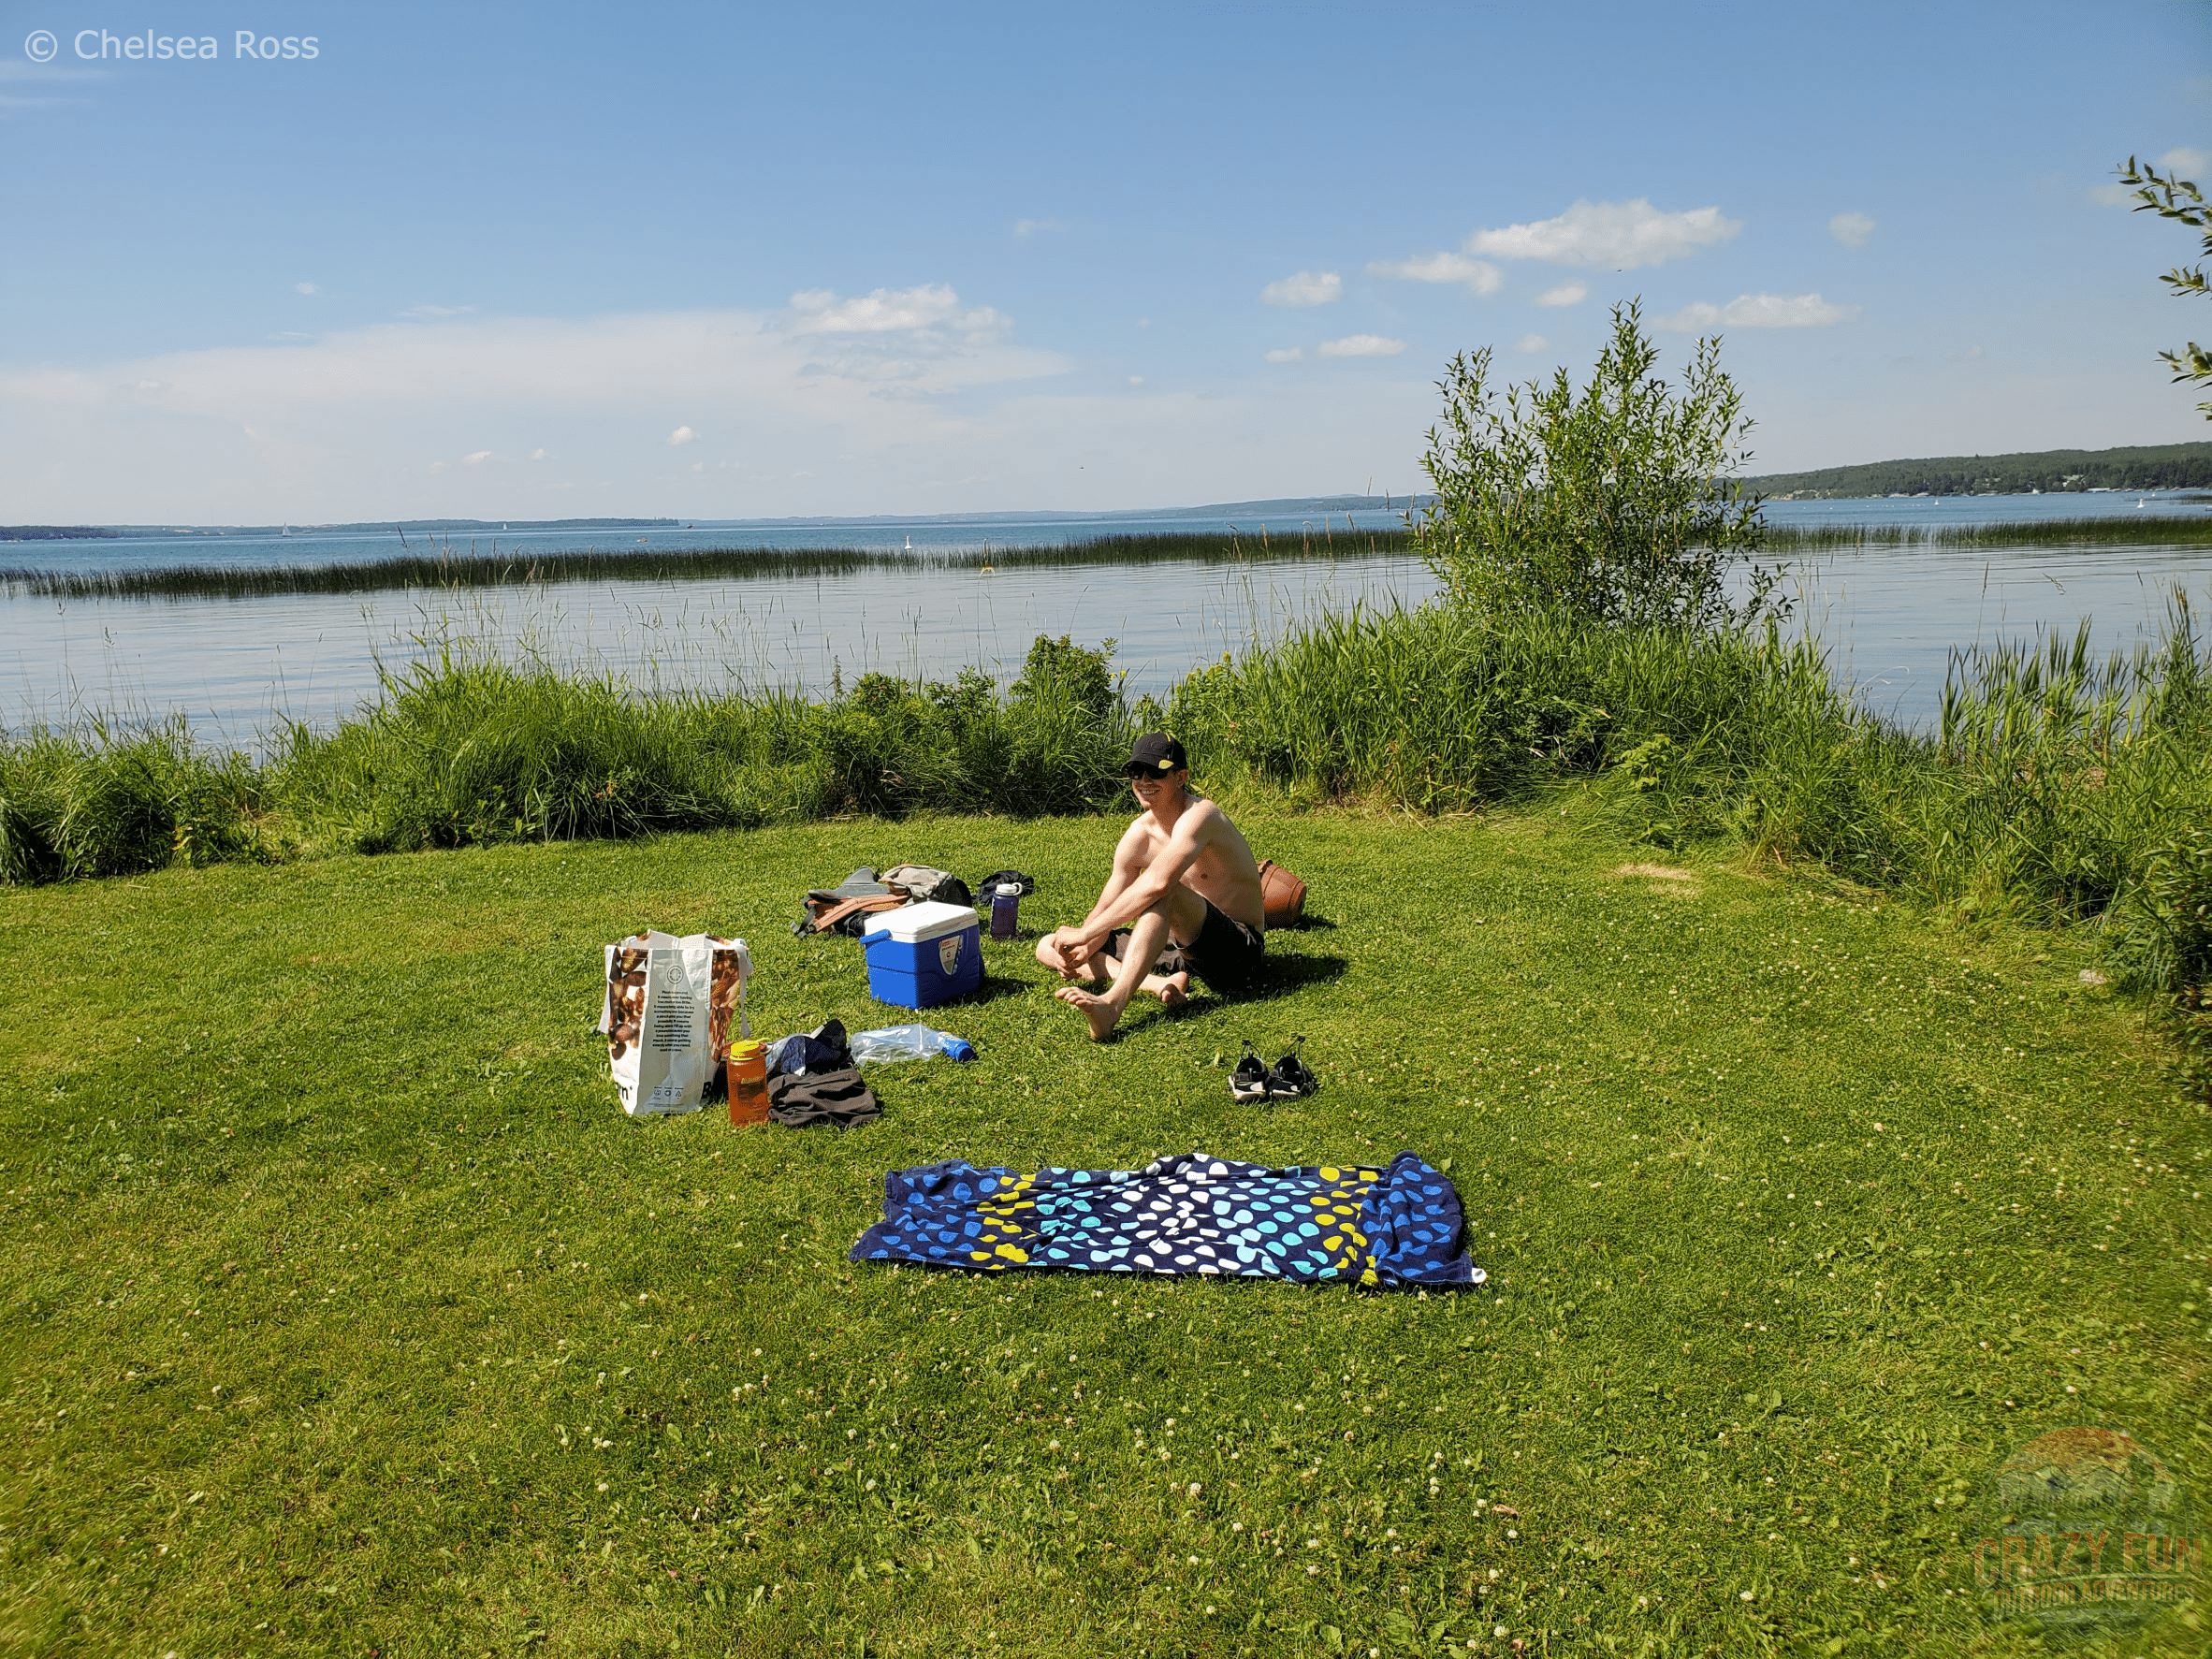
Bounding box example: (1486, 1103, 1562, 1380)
(0, 530, 1417, 603)
(1765, 516, 2212, 551)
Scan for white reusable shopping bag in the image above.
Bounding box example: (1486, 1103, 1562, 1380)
(600, 931, 751, 1116)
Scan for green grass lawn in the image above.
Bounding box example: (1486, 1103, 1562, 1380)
(2, 805, 2206, 1657)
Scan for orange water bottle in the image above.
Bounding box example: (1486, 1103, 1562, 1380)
(727, 1040, 769, 1127)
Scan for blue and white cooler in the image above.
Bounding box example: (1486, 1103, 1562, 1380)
(861, 900, 983, 1009)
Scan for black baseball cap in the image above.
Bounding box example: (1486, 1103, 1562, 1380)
(1122, 732, 1187, 777)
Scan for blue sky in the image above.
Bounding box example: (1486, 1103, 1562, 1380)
(1, 0, 2205, 521)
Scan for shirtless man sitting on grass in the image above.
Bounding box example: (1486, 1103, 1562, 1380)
(1038, 733, 1267, 1041)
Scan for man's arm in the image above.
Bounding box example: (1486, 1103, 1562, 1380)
(1043, 820, 1150, 970)
(1077, 821, 1149, 931)
(1066, 803, 1216, 953)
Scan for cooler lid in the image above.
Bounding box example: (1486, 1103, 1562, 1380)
(862, 899, 980, 943)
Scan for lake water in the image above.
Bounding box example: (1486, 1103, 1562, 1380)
(4, 494, 2207, 750)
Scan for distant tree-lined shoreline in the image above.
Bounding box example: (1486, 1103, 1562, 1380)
(1746, 441, 2212, 498)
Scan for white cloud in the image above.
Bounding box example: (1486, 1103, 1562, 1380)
(1466, 198, 1739, 269)
(1655, 292, 1859, 330)
(1828, 211, 1876, 248)
(1533, 281, 1587, 308)
(0, 59, 97, 110)
(2159, 147, 2210, 176)
(1260, 269, 1342, 308)
(1012, 217, 1064, 238)
(529, 446, 548, 461)
(666, 425, 696, 446)
(2089, 182, 2137, 206)
(1366, 252, 1503, 295)
(462, 449, 492, 465)
(1, 337, 1447, 525)
(1516, 334, 1549, 353)
(1317, 333, 1406, 358)
(0, 295, 1073, 518)
(295, 282, 319, 296)
(783, 284, 1003, 339)
(1264, 347, 1303, 364)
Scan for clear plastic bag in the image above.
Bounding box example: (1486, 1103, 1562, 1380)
(850, 1024, 975, 1065)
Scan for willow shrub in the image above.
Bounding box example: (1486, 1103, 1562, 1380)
(1412, 300, 1782, 632)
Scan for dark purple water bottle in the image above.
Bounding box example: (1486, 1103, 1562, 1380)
(989, 883, 1019, 939)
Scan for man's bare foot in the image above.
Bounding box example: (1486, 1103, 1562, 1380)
(1144, 970, 1189, 1009)
(1054, 984, 1123, 1041)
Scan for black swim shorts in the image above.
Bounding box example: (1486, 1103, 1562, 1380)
(1106, 895, 1265, 995)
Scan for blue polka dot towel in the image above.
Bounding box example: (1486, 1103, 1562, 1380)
(849, 1150, 1483, 1288)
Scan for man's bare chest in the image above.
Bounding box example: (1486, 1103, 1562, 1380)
(1135, 827, 1227, 883)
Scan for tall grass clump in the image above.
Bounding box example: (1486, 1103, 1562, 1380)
(1172, 596, 2212, 978)
(0, 635, 1139, 882)
(268, 634, 1137, 857)
(0, 720, 264, 881)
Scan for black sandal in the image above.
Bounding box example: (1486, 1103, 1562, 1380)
(1265, 1036, 1318, 1100)
(1230, 1041, 1271, 1104)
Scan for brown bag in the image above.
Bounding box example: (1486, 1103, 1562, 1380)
(801, 893, 909, 937)
(1258, 859, 1307, 929)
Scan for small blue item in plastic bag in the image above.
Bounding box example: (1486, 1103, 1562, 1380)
(851, 1023, 976, 1065)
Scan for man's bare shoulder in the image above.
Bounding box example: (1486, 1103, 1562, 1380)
(1116, 811, 1164, 853)
(1180, 795, 1231, 835)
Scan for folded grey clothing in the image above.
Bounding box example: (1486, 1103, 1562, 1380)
(880, 865, 973, 906)
(768, 1067, 881, 1128)
(808, 868, 891, 904)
